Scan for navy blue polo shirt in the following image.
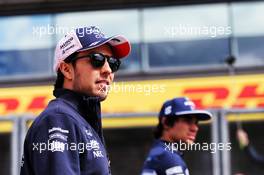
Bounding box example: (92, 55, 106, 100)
(141, 139, 189, 175)
(20, 89, 111, 175)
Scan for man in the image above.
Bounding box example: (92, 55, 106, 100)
(237, 128, 264, 166)
(141, 97, 212, 175)
(20, 26, 131, 175)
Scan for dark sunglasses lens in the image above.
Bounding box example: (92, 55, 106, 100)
(90, 53, 120, 72)
(90, 54, 105, 68)
(108, 58, 121, 72)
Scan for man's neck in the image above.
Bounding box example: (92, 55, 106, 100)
(160, 134, 173, 143)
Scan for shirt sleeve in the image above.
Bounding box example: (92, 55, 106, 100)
(162, 156, 189, 175)
(141, 152, 189, 175)
(159, 153, 189, 175)
(28, 114, 83, 175)
(245, 144, 264, 166)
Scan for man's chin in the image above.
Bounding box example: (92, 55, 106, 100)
(81, 90, 108, 101)
(186, 139, 195, 145)
(97, 92, 108, 101)
(98, 95, 107, 101)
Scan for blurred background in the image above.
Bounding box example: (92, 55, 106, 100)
(0, 0, 264, 174)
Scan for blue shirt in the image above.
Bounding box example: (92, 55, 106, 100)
(141, 139, 189, 175)
(20, 89, 111, 175)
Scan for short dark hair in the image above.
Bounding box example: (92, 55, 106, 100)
(54, 69, 64, 89)
(154, 116, 179, 139)
(53, 53, 78, 90)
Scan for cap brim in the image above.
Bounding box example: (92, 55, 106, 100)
(77, 35, 131, 59)
(175, 110, 212, 121)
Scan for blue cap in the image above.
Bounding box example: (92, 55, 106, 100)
(54, 26, 131, 71)
(158, 97, 212, 121)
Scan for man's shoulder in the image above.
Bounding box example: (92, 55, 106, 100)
(143, 141, 188, 175)
(25, 98, 87, 142)
(30, 98, 81, 129)
(149, 140, 185, 163)
(149, 141, 166, 157)
(42, 98, 83, 119)
(43, 98, 74, 115)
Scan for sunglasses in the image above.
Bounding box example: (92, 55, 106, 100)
(73, 53, 121, 72)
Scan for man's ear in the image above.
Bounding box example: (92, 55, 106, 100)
(59, 62, 74, 80)
(161, 117, 170, 130)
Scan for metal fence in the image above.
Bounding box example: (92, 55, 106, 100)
(1, 108, 264, 175)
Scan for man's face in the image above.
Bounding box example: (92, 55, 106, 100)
(70, 44, 114, 101)
(168, 116, 199, 144)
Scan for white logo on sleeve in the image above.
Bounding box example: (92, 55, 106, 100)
(165, 166, 184, 175)
(48, 127, 69, 140)
(49, 133, 68, 141)
(49, 140, 65, 152)
(87, 139, 104, 158)
(48, 127, 69, 134)
(185, 169, 190, 175)
(85, 129, 93, 137)
(47, 127, 69, 152)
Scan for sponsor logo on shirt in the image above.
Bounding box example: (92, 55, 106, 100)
(48, 127, 69, 134)
(85, 129, 93, 137)
(49, 140, 66, 152)
(49, 133, 68, 141)
(87, 139, 104, 158)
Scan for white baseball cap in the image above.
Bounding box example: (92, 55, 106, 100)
(54, 26, 131, 72)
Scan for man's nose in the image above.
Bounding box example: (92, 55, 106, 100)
(101, 60, 112, 75)
(190, 123, 199, 132)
